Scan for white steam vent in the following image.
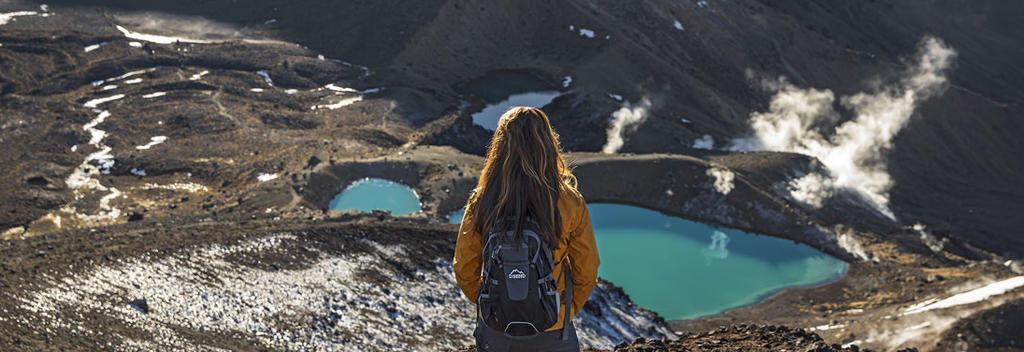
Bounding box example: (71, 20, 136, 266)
(730, 36, 956, 219)
(706, 166, 735, 195)
(602, 97, 652, 154)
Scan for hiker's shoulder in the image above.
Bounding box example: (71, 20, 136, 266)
(560, 186, 585, 210)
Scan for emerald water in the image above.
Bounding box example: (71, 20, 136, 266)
(328, 177, 421, 215)
(462, 71, 561, 131)
(589, 203, 846, 320)
(449, 203, 846, 320)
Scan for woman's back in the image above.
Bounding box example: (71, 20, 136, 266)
(451, 106, 598, 352)
(454, 185, 597, 329)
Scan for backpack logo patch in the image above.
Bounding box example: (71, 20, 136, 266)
(508, 269, 527, 280)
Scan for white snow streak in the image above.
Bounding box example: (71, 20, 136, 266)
(115, 24, 214, 44)
(83, 94, 125, 108)
(902, 276, 1024, 315)
(0, 11, 40, 25)
(135, 136, 168, 150)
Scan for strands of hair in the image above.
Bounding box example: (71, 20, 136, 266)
(466, 107, 578, 248)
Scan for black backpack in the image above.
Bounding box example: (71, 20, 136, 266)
(477, 216, 572, 340)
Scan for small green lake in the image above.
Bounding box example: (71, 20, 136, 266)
(448, 208, 465, 224)
(328, 177, 421, 215)
(449, 203, 846, 320)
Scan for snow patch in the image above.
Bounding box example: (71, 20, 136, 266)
(115, 24, 214, 44)
(312, 96, 362, 110)
(54, 105, 124, 227)
(84, 42, 105, 52)
(568, 25, 596, 38)
(90, 68, 155, 87)
(322, 84, 381, 95)
(0, 10, 40, 26)
(902, 276, 1024, 315)
(189, 70, 209, 80)
(135, 136, 168, 150)
(83, 94, 125, 108)
(562, 76, 572, 88)
(324, 83, 356, 93)
(257, 173, 279, 182)
(141, 91, 166, 99)
(673, 20, 685, 31)
(809, 323, 845, 331)
(256, 70, 274, 86)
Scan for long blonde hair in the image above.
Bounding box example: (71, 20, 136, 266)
(466, 106, 578, 248)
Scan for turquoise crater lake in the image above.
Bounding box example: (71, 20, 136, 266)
(450, 203, 846, 320)
(448, 208, 465, 224)
(328, 177, 422, 215)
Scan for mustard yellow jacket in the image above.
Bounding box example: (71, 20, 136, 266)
(453, 188, 599, 331)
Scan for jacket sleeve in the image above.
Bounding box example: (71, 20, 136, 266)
(453, 207, 483, 304)
(567, 198, 599, 316)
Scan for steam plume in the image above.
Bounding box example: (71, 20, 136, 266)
(602, 98, 652, 154)
(706, 166, 735, 195)
(731, 37, 956, 218)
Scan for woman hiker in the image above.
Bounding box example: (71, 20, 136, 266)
(453, 106, 600, 352)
